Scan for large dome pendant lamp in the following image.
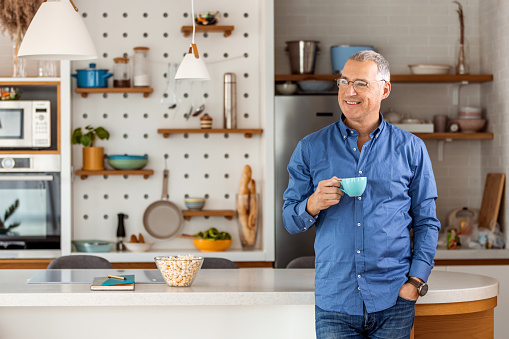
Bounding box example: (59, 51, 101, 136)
(17, 0, 97, 60)
(174, 0, 210, 80)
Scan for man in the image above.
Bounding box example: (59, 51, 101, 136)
(282, 50, 440, 339)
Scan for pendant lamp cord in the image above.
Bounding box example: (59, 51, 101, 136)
(191, 0, 195, 45)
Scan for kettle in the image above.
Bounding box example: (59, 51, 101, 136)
(383, 107, 403, 123)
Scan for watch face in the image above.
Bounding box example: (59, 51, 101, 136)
(419, 284, 429, 296)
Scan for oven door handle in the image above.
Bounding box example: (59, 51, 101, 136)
(0, 175, 54, 181)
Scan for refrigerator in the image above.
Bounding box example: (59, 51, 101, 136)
(274, 95, 341, 268)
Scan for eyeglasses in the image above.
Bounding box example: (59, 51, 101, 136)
(336, 78, 386, 92)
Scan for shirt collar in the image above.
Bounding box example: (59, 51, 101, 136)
(338, 113, 386, 140)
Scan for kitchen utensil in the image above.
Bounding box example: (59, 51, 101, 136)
(116, 213, 126, 251)
(458, 106, 482, 119)
(193, 238, 232, 252)
(161, 63, 177, 109)
(72, 63, 113, 88)
(155, 255, 204, 287)
(285, 40, 320, 74)
(339, 177, 367, 197)
(478, 173, 505, 229)
(297, 80, 335, 92)
(223, 73, 237, 128)
(408, 64, 452, 75)
(107, 155, 148, 170)
(456, 119, 486, 132)
(133, 47, 150, 87)
(433, 115, 448, 133)
(143, 169, 183, 239)
(276, 82, 297, 95)
(123, 242, 154, 252)
(184, 197, 206, 210)
(192, 81, 205, 116)
(330, 45, 374, 74)
(72, 240, 114, 252)
(185, 81, 195, 120)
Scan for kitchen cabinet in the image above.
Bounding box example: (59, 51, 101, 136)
(75, 87, 153, 98)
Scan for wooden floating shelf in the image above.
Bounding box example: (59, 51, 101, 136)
(75, 169, 154, 180)
(275, 74, 493, 83)
(181, 25, 235, 38)
(182, 209, 236, 221)
(75, 87, 154, 98)
(413, 132, 494, 140)
(157, 128, 263, 138)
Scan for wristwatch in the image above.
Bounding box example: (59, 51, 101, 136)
(407, 277, 428, 296)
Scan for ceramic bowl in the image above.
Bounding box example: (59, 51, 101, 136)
(107, 155, 148, 170)
(184, 197, 206, 211)
(458, 107, 482, 119)
(297, 80, 335, 92)
(193, 239, 232, 252)
(408, 64, 452, 75)
(155, 255, 204, 287)
(457, 119, 486, 133)
(72, 240, 114, 252)
(276, 82, 297, 95)
(124, 242, 154, 252)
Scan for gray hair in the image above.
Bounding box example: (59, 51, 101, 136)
(349, 50, 390, 82)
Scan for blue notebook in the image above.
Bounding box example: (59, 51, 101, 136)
(91, 275, 135, 291)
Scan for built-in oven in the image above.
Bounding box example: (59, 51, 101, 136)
(0, 154, 60, 249)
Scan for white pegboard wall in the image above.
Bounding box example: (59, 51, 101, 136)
(71, 0, 264, 253)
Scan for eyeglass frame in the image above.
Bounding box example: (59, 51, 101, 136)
(336, 78, 387, 91)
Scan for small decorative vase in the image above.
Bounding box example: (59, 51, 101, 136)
(12, 35, 26, 78)
(82, 147, 105, 170)
(455, 39, 469, 75)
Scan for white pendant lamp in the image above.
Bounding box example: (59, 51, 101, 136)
(174, 0, 210, 80)
(17, 0, 97, 60)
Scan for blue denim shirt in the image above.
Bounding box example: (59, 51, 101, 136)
(282, 115, 440, 316)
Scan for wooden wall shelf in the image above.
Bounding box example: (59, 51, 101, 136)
(182, 209, 236, 221)
(75, 87, 154, 98)
(75, 169, 154, 179)
(157, 128, 263, 138)
(275, 74, 493, 83)
(181, 25, 235, 38)
(414, 132, 493, 140)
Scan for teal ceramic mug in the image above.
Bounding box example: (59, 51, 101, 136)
(339, 177, 367, 197)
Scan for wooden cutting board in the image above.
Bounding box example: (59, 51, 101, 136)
(478, 173, 506, 229)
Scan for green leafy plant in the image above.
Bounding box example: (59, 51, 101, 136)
(0, 199, 20, 231)
(71, 125, 110, 147)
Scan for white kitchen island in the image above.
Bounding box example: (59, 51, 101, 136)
(0, 269, 498, 339)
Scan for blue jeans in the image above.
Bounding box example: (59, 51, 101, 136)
(315, 296, 416, 339)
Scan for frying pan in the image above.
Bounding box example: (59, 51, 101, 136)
(143, 169, 183, 239)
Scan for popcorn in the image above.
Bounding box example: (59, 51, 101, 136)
(155, 255, 203, 287)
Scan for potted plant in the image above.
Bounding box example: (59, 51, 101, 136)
(0, 199, 20, 234)
(71, 125, 110, 171)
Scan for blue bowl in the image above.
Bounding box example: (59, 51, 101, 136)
(107, 155, 148, 170)
(73, 240, 114, 253)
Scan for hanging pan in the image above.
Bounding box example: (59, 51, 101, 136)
(143, 169, 183, 239)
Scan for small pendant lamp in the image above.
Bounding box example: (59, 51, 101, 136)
(174, 0, 210, 80)
(17, 0, 97, 60)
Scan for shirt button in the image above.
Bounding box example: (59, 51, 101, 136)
(358, 287, 361, 290)
(359, 170, 362, 174)
(356, 250, 360, 254)
(357, 222, 361, 226)
(358, 197, 362, 200)
(353, 148, 356, 151)
(358, 275, 361, 278)
(343, 135, 346, 139)
(350, 131, 353, 134)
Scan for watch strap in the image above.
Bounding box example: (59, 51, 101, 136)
(406, 277, 423, 289)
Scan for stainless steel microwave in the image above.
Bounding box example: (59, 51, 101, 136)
(0, 100, 51, 148)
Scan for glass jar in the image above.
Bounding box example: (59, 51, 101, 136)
(132, 46, 150, 87)
(113, 57, 131, 88)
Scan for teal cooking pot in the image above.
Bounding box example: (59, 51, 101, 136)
(72, 63, 113, 88)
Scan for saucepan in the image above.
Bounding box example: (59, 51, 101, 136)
(72, 63, 113, 88)
(143, 169, 183, 239)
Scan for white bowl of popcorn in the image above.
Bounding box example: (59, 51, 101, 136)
(155, 255, 204, 287)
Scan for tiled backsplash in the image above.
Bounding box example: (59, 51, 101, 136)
(275, 0, 492, 227)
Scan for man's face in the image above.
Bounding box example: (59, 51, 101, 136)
(337, 60, 390, 124)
